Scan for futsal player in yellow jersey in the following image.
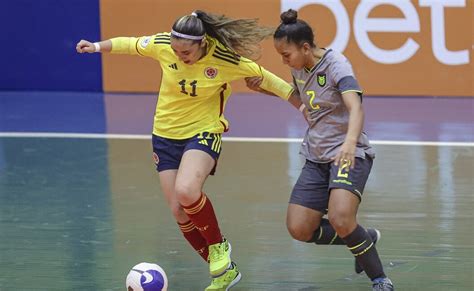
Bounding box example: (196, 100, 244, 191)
(77, 10, 303, 290)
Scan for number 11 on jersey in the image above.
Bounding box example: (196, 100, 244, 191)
(179, 79, 198, 97)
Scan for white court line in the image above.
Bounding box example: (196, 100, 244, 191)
(0, 132, 473, 147)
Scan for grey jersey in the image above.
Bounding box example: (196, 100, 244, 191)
(292, 49, 375, 163)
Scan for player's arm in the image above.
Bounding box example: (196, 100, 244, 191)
(257, 67, 294, 101)
(76, 35, 162, 58)
(339, 77, 364, 147)
(245, 76, 276, 96)
(245, 74, 305, 113)
(333, 89, 364, 168)
(332, 72, 364, 168)
(342, 90, 364, 145)
(237, 61, 290, 99)
(235, 58, 304, 111)
(76, 39, 111, 53)
(329, 54, 364, 167)
(76, 37, 143, 55)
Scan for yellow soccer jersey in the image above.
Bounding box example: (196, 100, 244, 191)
(110, 33, 293, 139)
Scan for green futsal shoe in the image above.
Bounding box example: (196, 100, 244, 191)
(205, 262, 241, 291)
(208, 238, 232, 276)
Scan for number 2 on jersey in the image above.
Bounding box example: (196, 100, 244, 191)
(306, 90, 320, 110)
(179, 79, 198, 97)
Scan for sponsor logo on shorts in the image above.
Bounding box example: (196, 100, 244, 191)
(332, 179, 353, 185)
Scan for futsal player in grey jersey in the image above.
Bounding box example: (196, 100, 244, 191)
(292, 49, 375, 164)
(246, 9, 394, 291)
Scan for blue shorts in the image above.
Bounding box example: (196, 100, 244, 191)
(290, 155, 373, 213)
(152, 132, 223, 175)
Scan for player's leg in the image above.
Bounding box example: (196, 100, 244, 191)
(328, 157, 393, 290)
(287, 203, 323, 241)
(288, 160, 344, 245)
(175, 149, 220, 243)
(152, 135, 209, 261)
(355, 228, 381, 274)
(158, 169, 209, 261)
(329, 189, 392, 289)
(176, 132, 233, 277)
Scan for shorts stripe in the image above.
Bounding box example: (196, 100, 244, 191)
(212, 133, 222, 153)
(218, 134, 222, 152)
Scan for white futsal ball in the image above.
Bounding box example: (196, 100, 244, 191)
(126, 262, 168, 291)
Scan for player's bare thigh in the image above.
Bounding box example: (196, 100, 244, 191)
(287, 203, 324, 241)
(327, 188, 360, 237)
(175, 149, 215, 205)
(158, 169, 189, 223)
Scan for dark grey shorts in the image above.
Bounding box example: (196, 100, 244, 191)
(289, 156, 373, 213)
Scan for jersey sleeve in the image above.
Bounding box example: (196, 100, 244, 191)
(110, 32, 171, 62)
(328, 56, 362, 95)
(110, 37, 140, 55)
(237, 60, 294, 100)
(259, 67, 294, 100)
(337, 76, 362, 96)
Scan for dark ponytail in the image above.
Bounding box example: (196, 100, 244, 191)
(274, 9, 316, 48)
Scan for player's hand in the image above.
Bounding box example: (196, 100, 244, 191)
(76, 40, 96, 53)
(332, 140, 356, 168)
(245, 77, 263, 92)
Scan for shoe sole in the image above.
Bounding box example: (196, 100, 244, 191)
(210, 241, 233, 277)
(226, 271, 242, 291)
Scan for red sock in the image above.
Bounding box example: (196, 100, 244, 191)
(181, 193, 222, 245)
(177, 220, 209, 261)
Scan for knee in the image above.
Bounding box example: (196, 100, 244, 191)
(328, 212, 356, 237)
(174, 183, 199, 205)
(287, 222, 313, 242)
